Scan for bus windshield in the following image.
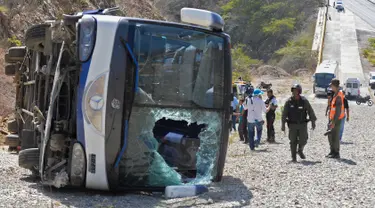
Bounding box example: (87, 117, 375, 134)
(117, 22, 228, 187)
(315, 73, 335, 87)
(132, 22, 225, 109)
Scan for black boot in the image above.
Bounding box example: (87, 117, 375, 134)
(298, 145, 306, 159)
(291, 143, 297, 162)
(328, 152, 340, 159)
(325, 150, 334, 158)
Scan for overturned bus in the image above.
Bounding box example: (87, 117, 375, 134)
(3, 7, 232, 190)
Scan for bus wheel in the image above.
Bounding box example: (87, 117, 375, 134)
(5, 134, 19, 148)
(19, 148, 39, 171)
(7, 119, 18, 133)
(5, 46, 26, 63)
(25, 23, 49, 52)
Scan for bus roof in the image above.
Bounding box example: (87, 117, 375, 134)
(314, 60, 338, 74)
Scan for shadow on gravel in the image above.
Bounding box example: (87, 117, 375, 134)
(28, 183, 162, 207)
(300, 160, 322, 166)
(27, 176, 252, 207)
(254, 149, 269, 153)
(340, 141, 354, 145)
(338, 158, 357, 165)
(176, 176, 253, 207)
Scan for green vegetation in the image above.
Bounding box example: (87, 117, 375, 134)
(273, 22, 317, 71)
(231, 44, 261, 82)
(363, 38, 375, 66)
(7, 36, 22, 47)
(0, 6, 8, 13)
(221, 0, 322, 61)
(156, 0, 323, 73)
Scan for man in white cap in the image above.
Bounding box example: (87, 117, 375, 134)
(243, 88, 266, 150)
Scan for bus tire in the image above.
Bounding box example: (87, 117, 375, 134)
(21, 129, 36, 150)
(6, 46, 26, 62)
(5, 134, 19, 147)
(18, 148, 39, 170)
(7, 119, 18, 133)
(4, 64, 16, 76)
(25, 23, 49, 52)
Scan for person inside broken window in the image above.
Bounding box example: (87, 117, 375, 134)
(264, 89, 278, 143)
(231, 94, 239, 132)
(326, 78, 345, 159)
(282, 84, 317, 162)
(244, 89, 266, 150)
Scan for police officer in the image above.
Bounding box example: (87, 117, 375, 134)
(282, 84, 317, 162)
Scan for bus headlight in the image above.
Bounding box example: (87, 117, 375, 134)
(84, 72, 107, 133)
(78, 16, 96, 62)
(70, 142, 86, 187)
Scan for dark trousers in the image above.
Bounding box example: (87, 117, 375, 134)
(288, 123, 308, 158)
(248, 122, 263, 150)
(238, 120, 248, 142)
(328, 120, 342, 154)
(266, 112, 275, 141)
(231, 115, 236, 131)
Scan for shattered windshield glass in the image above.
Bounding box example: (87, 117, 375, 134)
(118, 22, 226, 187)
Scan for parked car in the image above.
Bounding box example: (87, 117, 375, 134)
(336, 1, 345, 12)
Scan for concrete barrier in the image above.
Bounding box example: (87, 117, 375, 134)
(312, 7, 328, 65)
(369, 87, 375, 100)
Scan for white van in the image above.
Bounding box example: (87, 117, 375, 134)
(344, 78, 361, 97)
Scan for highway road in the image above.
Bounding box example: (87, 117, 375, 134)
(344, 0, 375, 29)
(322, 0, 374, 96)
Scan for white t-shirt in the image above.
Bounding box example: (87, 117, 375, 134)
(266, 97, 278, 107)
(243, 96, 266, 123)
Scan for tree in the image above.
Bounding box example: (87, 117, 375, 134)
(231, 44, 260, 81)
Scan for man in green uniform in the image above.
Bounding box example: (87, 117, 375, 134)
(326, 78, 344, 158)
(282, 84, 317, 162)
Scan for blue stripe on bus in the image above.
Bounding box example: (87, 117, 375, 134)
(125, 43, 139, 93)
(77, 58, 92, 147)
(114, 120, 128, 168)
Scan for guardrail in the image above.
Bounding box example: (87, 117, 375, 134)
(312, 7, 328, 65)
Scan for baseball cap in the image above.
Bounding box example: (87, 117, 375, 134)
(329, 78, 340, 87)
(253, 88, 264, 96)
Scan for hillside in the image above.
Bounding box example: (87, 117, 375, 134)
(0, 0, 163, 116)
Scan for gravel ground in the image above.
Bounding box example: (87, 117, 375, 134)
(1, 101, 375, 207)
